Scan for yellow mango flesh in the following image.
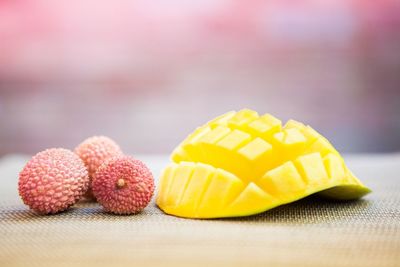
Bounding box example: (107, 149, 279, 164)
(157, 109, 371, 218)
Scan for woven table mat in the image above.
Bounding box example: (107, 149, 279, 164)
(0, 154, 399, 267)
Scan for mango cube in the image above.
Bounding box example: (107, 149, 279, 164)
(157, 109, 371, 218)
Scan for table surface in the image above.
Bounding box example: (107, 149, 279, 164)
(0, 154, 399, 267)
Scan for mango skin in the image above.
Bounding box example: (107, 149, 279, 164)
(157, 109, 371, 219)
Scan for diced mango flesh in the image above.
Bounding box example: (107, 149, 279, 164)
(157, 109, 371, 218)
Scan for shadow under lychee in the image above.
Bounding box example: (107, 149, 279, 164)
(0, 201, 157, 222)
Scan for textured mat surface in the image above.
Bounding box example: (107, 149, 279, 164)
(0, 154, 399, 267)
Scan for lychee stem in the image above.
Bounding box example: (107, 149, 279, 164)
(117, 178, 126, 188)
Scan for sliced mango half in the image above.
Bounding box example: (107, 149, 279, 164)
(157, 109, 371, 218)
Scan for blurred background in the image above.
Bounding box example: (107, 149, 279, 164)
(0, 0, 399, 156)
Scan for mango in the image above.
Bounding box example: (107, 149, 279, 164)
(157, 109, 371, 218)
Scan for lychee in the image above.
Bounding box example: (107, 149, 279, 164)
(74, 136, 123, 200)
(92, 156, 155, 215)
(18, 148, 89, 214)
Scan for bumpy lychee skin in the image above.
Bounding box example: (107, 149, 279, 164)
(92, 156, 155, 215)
(74, 136, 123, 199)
(18, 148, 89, 214)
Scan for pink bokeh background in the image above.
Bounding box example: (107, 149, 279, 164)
(0, 0, 399, 155)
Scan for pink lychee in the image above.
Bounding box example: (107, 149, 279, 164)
(74, 136, 123, 200)
(92, 156, 155, 215)
(18, 148, 89, 214)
